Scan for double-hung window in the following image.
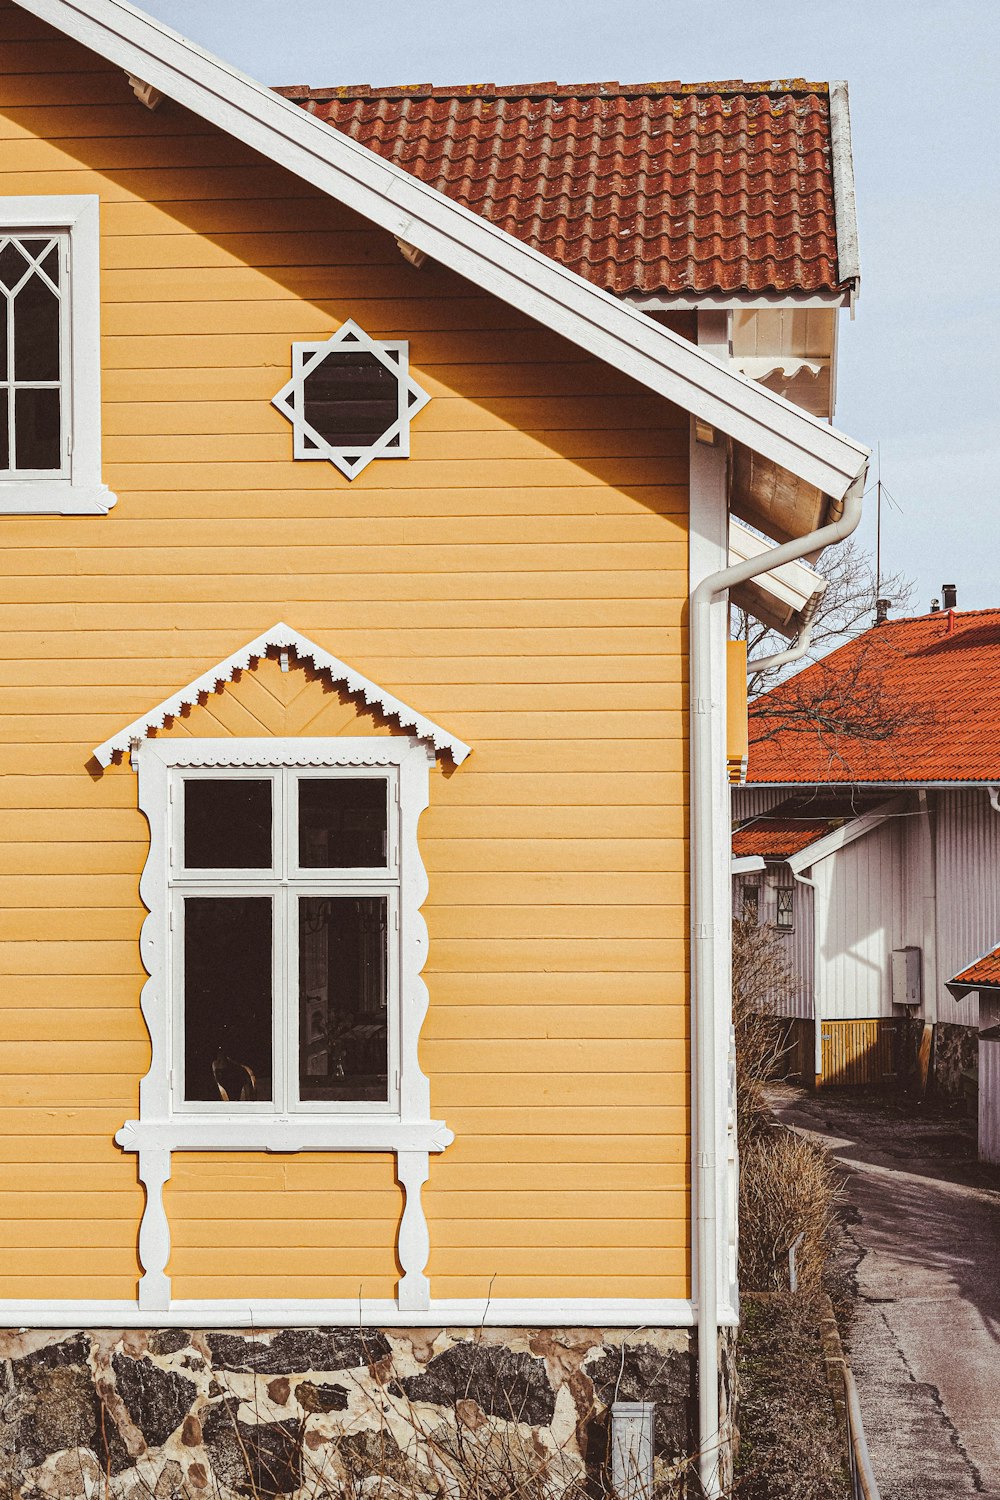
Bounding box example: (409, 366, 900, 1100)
(128, 735, 441, 1153)
(0, 196, 114, 514)
(175, 767, 398, 1114)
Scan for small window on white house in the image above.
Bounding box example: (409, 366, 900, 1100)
(0, 197, 114, 514)
(172, 766, 399, 1114)
(740, 883, 760, 923)
(776, 887, 794, 930)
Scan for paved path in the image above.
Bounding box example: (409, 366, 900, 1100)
(772, 1086, 1000, 1500)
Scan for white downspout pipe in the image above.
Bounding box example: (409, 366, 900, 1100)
(747, 591, 822, 682)
(692, 472, 864, 1497)
(793, 868, 822, 1081)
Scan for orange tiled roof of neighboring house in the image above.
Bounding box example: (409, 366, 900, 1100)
(732, 791, 884, 860)
(276, 80, 847, 297)
(746, 609, 1000, 785)
(733, 816, 838, 859)
(950, 944, 1000, 992)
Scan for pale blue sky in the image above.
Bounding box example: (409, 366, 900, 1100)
(141, 0, 1000, 614)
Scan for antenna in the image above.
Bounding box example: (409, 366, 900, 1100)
(875, 442, 882, 600)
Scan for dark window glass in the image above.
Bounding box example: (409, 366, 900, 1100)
(0, 391, 7, 471)
(14, 387, 60, 470)
(302, 349, 397, 449)
(299, 896, 388, 1102)
(0, 294, 7, 382)
(0, 241, 27, 292)
(776, 888, 794, 929)
(14, 270, 60, 380)
(184, 896, 272, 1103)
(40, 244, 59, 282)
(298, 777, 387, 868)
(184, 778, 272, 869)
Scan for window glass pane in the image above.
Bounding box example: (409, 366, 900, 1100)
(184, 778, 272, 869)
(299, 777, 387, 868)
(184, 896, 273, 1103)
(0, 241, 27, 292)
(0, 295, 7, 382)
(40, 244, 59, 282)
(0, 391, 7, 472)
(299, 896, 388, 1102)
(303, 350, 397, 449)
(13, 387, 60, 470)
(13, 270, 60, 380)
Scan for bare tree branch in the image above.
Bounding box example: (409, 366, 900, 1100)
(732, 539, 915, 697)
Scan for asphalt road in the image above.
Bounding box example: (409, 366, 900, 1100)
(772, 1085, 1000, 1500)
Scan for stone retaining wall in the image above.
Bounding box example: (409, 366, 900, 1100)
(0, 1325, 696, 1498)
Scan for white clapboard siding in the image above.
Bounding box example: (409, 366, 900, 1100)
(812, 817, 906, 1020)
(934, 789, 1000, 1029)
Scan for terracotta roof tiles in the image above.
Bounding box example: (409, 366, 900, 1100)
(950, 944, 1000, 993)
(275, 79, 846, 297)
(747, 609, 1000, 784)
(732, 791, 885, 860)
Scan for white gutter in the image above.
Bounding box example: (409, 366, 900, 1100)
(691, 470, 864, 1496)
(731, 855, 767, 875)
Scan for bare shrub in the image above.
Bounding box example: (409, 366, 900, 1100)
(732, 917, 793, 1147)
(738, 1129, 841, 1296)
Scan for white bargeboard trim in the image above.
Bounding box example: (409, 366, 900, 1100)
(786, 795, 905, 874)
(92, 622, 471, 766)
(14, 0, 868, 504)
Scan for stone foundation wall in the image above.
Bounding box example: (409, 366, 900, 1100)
(0, 1325, 696, 1498)
(933, 1021, 979, 1104)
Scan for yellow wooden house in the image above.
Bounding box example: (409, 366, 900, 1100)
(0, 2, 869, 1492)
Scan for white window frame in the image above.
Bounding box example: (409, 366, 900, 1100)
(0, 195, 115, 514)
(271, 318, 430, 481)
(116, 735, 451, 1313)
(775, 885, 794, 931)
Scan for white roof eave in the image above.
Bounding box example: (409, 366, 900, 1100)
(93, 623, 472, 767)
(16, 0, 869, 508)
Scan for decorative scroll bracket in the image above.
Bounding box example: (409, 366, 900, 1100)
(396, 1150, 431, 1311)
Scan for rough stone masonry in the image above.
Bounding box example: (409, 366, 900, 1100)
(0, 1325, 695, 1497)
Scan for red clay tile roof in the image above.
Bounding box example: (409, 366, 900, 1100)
(747, 609, 1000, 784)
(733, 816, 839, 859)
(732, 792, 884, 859)
(276, 80, 846, 297)
(950, 945, 1000, 992)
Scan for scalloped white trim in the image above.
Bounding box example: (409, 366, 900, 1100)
(92, 623, 472, 767)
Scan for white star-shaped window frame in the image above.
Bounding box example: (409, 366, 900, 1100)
(271, 319, 431, 481)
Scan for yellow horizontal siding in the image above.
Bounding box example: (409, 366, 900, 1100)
(0, 23, 691, 1306)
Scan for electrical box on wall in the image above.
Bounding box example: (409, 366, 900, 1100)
(891, 947, 922, 1007)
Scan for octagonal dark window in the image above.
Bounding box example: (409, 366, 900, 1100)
(303, 348, 400, 451)
(272, 321, 431, 481)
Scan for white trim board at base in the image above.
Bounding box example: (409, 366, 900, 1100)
(0, 1298, 720, 1329)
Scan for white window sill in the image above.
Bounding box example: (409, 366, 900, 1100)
(0, 481, 117, 515)
(116, 1115, 454, 1154)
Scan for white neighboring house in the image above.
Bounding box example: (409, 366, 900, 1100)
(734, 602, 1000, 1162)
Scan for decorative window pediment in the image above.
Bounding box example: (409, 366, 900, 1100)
(271, 320, 430, 480)
(92, 622, 471, 768)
